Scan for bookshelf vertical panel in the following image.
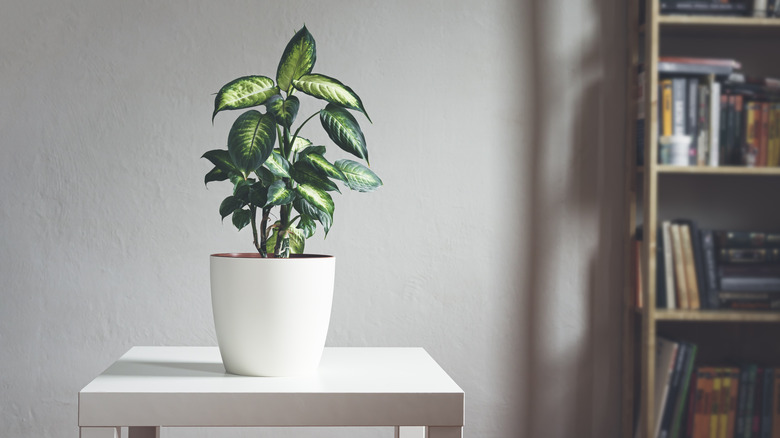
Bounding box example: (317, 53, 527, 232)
(625, 0, 780, 437)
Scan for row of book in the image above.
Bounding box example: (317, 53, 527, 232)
(636, 57, 780, 168)
(644, 338, 780, 438)
(634, 222, 780, 310)
(657, 0, 780, 17)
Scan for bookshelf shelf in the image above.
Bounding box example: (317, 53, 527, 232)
(655, 165, 780, 175)
(659, 15, 780, 37)
(654, 309, 780, 322)
(623, 2, 780, 437)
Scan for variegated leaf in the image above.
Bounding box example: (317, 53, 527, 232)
(213, 76, 278, 121)
(276, 26, 316, 93)
(335, 159, 383, 192)
(302, 152, 346, 181)
(265, 180, 295, 207)
(297, 214, 316, 238)
(292, 162, 340, 193)
(294, 197, 332, 235)
(266, 94, 299, 128)
(265, 226, 306, 255)
(265, 150, 291, 178)
(320, 104, 369, 164)
(290, 136, 313, 155)
(295, 184, 334, 226)
(227, 110, 276, 175)
(293, 74, 370, 122)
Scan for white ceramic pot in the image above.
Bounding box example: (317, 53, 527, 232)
(210, 253, 335, 376)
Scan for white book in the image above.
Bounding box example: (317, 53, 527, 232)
(708, 78, 721, 167)
(754, 0, 768, 17)
(662, 221, 676, 309)
(653, 338, 679, 438)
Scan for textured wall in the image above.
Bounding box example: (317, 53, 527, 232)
(0, 1, 627, 437)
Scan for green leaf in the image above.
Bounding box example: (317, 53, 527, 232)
(233, 178, 253, 201)
(320, 104, 369, 164)
(265, 150, 291, 178)
(265, 226, 306, 255)
(293, 74, 370, 122)
(249, 182, 268, 206)
(265, 180, 295, 207)
(255, 167, 275, 186)
(213, 76, 279, 122)
(266, 95, 299, 128)
(301, 152, 347, 181)
(276, 26, 316, 93)
(292, 162, 340, 193)
(290, 136, 313, 155)
(227, 110, 276, 175)
(335, 159, 383, 192)
(297, 214, 316, 238)
(202, 149, 239, 174)
(205, 166, 228, 185)
(219, 196, 244, 219)
(231, 209, 252, 231)
(295, 184, 334, 226)
(294, 197, 332, 236)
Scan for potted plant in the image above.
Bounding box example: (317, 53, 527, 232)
(203, 25, 381, 377)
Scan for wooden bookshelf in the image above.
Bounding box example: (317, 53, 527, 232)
(623, 2, 780, 438)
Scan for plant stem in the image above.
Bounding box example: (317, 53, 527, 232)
(250, 206, 266, 257)
(259, 207, 270, 256)
(289, 111, 320, 161)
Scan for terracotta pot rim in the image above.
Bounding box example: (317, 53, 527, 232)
(211, 253, 334, 259)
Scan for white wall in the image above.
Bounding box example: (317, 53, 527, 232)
(0, 1, 627, 437)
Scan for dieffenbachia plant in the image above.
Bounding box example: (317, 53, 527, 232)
(203, 25, 381, 258)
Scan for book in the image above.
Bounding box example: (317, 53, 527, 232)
(701, 230, 722, 309)
(671, 343, 699, 438)
(658, 57, 742, 77)
(720, 276, 780, 292)
(745, 366, 759, 438)
(727, 368, 741, 438)
(661, 1, 749, 15)
(753, 368, 766, 438)
(719, 248, 780, 264)
(772, 369, 780, 438)
(715, 231, 780, 249)
(681, 224, 702, 309)
(662, 79, 675, 138)
(696, 367, 715, 438)
(656, 339, 682, 438)
(664, 221, 678, 309)
(709, 78, 722, 167)
(711, 369, 723, 438)
(688, 79, 700, 165)
(662, 343, 690, 437)
(761, 369, 773, 438)
(698, 84, 711, 166)
(738, 367, 753, 438)
(759, 103, 770, 167)
(746, 101, 761, 166)
(672, 224, 690, 309)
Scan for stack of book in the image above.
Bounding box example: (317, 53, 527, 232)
(645, 337, 780, 438)
(636, 57, 780, 167)
(659, 0, 750, 16)
(634, 222, 780, 310)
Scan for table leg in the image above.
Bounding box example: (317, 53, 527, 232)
(80, 427, 119, 438)
(426, 426, 463, 438)
(395, 426, 425, 438)
(128, 426, 160, 438)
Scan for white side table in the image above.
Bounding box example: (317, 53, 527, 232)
(79, 346, 464, 438)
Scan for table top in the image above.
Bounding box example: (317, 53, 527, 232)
(79, 346, 464, 428)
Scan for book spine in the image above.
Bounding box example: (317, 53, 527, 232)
(746, 101, 760, 166)
(772, 368, 780, 438)
(728, 368, 741, 438)
(759, 103, 770, 167)
(711, 369, 722, 438)
(709, 79, 721, 166)
(720, 93, 729, 166)
(715, 231, 780, 248)
(698, 84, 710, 166)
(734, 95, 745, 165)
(672, 224, 691, 309)
(719, 369, 731, 438)
(672, 343, 699, 438)
(701, 230, 721, 309)
(662, 79, 674, 137)
(746, 366, 758, 438)
(761, 369, 773, 438)
(725, 94, 736, 166)
(688, 78, 700, 165)
(738, 367, 751, 438)
(681, 224, 701, 309)
(752, 368, 765, 438)
(664, 221, 678, 309)
(720, 276, 780, 292)
(663, 344, 690, 438)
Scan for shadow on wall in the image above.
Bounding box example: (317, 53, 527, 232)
(519, 0, 627, 437)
